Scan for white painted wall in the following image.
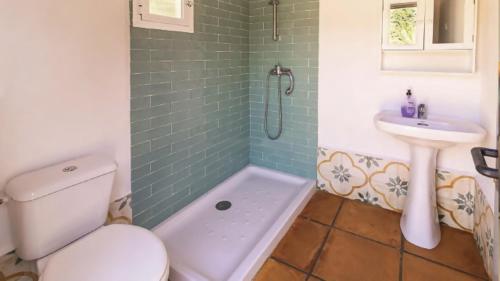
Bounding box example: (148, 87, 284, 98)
(0, 0, 131, 254)
(319, 0, 498, 204)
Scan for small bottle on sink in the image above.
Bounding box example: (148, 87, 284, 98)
(401, 89, 416, 118)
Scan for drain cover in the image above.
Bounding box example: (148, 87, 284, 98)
(216, 201, 232, 211)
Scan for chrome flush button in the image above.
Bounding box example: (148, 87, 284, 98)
(62, 166, 78, 173)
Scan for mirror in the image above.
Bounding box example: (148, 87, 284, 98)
(432, 0, 466, 44)
(389, 2, 418, 46)
(382, 0, 425, 50)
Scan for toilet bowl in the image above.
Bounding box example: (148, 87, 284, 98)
(4, 155, 169, 281)
(38, 224, 169, 281)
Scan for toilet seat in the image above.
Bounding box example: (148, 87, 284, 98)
(39, 224, 168, 281)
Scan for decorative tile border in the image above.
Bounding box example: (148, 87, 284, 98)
(317, 147, 476, 232)
(0, 253, 38, 281)
(0, 194, 133, 281)
(473, 186, 495, 279)
(318, 147, 495, 279)
(107, 194, 133, 225)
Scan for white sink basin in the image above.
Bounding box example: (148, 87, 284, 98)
(375, 111, 486, 148)
(374, 111, 486, 249)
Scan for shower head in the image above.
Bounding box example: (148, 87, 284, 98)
(269, 0, 279, 5)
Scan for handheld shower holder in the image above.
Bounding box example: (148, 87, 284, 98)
(269, 0, 280, 41)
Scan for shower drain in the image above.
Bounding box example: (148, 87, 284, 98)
(215, 201, 232, 211)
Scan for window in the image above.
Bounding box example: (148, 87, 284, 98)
(133, 0, 194, 33)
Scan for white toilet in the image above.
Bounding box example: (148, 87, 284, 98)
(4, 155, 169, 281)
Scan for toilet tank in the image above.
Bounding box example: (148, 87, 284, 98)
(5, 155, 117, 261)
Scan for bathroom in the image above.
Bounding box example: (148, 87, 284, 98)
(0, 0, 499, 280)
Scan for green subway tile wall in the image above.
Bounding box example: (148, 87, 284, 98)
(130, 0, 250, 228)
(248, 0, 319, 178)
(130, 0, 319, 228)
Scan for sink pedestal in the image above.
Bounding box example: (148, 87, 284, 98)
(400, 145, 441, 249)
(375, 111, 486, 249)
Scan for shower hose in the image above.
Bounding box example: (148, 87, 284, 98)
(264, 73, 283, 140)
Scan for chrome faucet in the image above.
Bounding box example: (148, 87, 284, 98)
(269, 64, 295, 96)
(417, 104, 427, 119)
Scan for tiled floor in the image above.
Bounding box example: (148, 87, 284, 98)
(254, 191, 489, 281)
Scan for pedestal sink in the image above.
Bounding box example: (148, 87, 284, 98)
(374, 111, 486, 249)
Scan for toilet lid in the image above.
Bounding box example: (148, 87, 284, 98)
(41, 224, 168, 281)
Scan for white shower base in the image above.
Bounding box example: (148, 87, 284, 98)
(153, 165, 315, 281)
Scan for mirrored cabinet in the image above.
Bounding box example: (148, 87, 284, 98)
(381, 0, 478, 73)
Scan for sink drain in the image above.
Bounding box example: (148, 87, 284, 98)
(216, 201, 232, 211)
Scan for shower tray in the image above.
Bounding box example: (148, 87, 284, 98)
(153, 165, 315, 281)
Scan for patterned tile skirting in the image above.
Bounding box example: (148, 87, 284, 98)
(317, 147, 495, 278)
(0, 194, 133, 281)
(107, 194, 133, 225)
(473, 187, 496, 279)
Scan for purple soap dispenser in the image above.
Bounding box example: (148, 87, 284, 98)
(401, 89, 416, 118)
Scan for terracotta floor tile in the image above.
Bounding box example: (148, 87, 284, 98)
(300, 191, 343, 225)
(313, 229, 400, 281)
(334, 199, 401, 247)
(254, 259, 306, 281)
(307, 276, 323, 281)
(404, 225, 488, 279)
(402, 254, 484, 281)
(272, 217, 329, 272)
